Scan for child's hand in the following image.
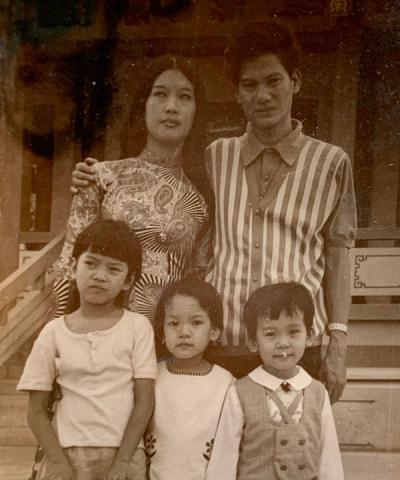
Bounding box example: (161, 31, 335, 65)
(43, 460, 76, 480)
(105, 460, 129, 480)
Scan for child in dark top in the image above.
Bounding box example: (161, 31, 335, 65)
(206, 282, 344, 480)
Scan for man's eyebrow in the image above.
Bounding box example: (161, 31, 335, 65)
(239, 76, 257, 81)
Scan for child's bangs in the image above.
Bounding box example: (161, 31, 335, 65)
(86, 243, 129, 264)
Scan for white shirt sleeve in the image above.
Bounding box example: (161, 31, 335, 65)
(319, 390, 345, 480)
(205, 384, 244, 480)
(17, 322, 58, 391)
(131, 314, 157, 379)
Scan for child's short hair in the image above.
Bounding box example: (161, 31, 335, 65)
(154, 278, 224, 337)
(244, 282, 314, 340)
(224, 19, 301, 84)
(72, 219, 142, 280)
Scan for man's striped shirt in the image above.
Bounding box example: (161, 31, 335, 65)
(205, 121, 356, 353)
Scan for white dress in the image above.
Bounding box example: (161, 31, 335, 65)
(145, 361, 234, 480)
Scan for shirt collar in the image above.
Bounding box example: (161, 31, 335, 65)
(248, 365, 312, 391)
(240, 119, 304, 167)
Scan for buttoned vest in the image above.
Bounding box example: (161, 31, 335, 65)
(235, 376, 325, 480)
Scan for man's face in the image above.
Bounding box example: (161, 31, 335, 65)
(237, 53, 301, 139)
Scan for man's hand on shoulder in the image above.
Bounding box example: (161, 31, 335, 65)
(318, 330, 347, 404)
(70, 157, 98, 193)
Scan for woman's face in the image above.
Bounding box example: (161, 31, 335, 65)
(145, 69, 196, 148)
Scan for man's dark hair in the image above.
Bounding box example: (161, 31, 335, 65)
(244, 282, 314, 340)
(224, 20, 301, 84)
(72, 219, 142, 280)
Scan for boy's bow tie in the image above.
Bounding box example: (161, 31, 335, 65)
(281, 381, 291, 392)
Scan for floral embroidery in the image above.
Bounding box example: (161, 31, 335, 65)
(203, 438, 214, 461)
(145, 434, 157, 458)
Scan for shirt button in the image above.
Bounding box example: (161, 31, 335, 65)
(280, 439, 288, 446)
(254, 208, 261, 216)
(298, 465, 306, 470)
(280, 465, 287, 471)
(253, 277, 258, 283)
(299, 439, 306, 445)
(264, 175, 269, 182)
(254, 242, 260, 249)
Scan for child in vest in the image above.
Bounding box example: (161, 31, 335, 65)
(144, 279, 234, 480)
(18, 220, 157, 480)
(206, 282, 344, 480)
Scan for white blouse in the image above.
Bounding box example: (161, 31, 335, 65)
(145, 361, 234, 480)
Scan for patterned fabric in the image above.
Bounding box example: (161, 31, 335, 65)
(56, 152, 208, 322)
(205, 122, 357, 351)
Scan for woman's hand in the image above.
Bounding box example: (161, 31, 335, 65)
(70, 157, 98, 193)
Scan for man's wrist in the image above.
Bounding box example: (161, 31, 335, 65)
(327, 329, 348, 353)
(327, 322, 348, 335)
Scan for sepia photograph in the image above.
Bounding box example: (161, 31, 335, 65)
(0, 1, 399, 479)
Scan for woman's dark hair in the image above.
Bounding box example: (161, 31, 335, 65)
(72, 219, 142, 280)
(224, 20, 301, 84)
(243, 282, 314, 340)
(122, 55, 214, 224)
(154, 278, 224, 345)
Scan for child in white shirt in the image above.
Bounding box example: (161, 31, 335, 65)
(18, 219, 157, 480)
(206, 282, 344, 480)
(145, 279, 234, 480)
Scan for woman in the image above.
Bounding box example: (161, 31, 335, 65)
(54, 55, 212, 322)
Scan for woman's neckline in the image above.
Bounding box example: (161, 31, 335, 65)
(140, 149, 182, 168)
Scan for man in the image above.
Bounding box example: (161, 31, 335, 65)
(204, 20, 356, 403)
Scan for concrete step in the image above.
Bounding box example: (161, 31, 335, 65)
(0, 394, 29, 426)
(342, 451, 400, 480)
(0, 379, 27, 395)
(0, 446, 36, 479)
(0, 380, 35, 446)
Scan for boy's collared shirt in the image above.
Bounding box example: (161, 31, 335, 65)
(205, 366, 344, 480)
(250, 365, 311, 424)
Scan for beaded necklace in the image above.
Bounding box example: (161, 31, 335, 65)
(166, 359, 213, 376)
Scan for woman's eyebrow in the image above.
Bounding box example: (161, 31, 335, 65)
(152, 84, 193, 93)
